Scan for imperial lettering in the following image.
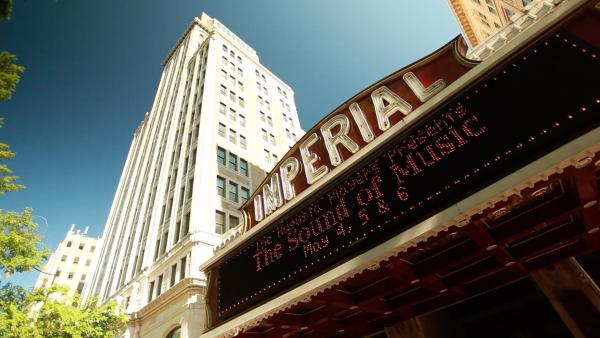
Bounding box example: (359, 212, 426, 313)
(252, 72, 446, 222)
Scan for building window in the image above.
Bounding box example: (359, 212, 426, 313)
(229, 108, 236, 121)
(240, 159, 249, 177)
(261, 129, 268, 141)
(241, 187, 250, 204)
(166, 327, 181, 338)
(230, 50, 235, 58)
(218, 123, 226, 137)
(240, 135, 247, 149)
(260, 111, 266, 122)
(522, 0, 533, 5)
(229, 91, 236, 101)
(68, 272, 74, 279)
(90, 246, 95, 252)
(272, 154, 278, 163)
(239, 114, 246, 127)
(221, 69, 227, 80)
(238, 81, 244, 91)
(265, 101, 270, 110)
(228, 153, 238, 171)
(217, 147, 226, 165)
(229, 129, 237, 143)
(215, 211, 226, 234)
(217, 176, 226, 197)
(66, 241, 72, 247)
(237, 67, 243, 77)
(229, 181, 239, 203)
(157, 274, 163, 296)
(222, 44, 228, 52)
(239, 97, 245, 107)
(264, 149, 270, 163)
(267, 116, 273, 127)
(220, 85, 227, 95)
(170, 264, 177, 287)
(269, 134, 276, 146)
(286, 128, 291, 138)
(219, 102, 226, 115)
(78, 244, 84, 250)
(61, 255, 66, 262)
(148, 281, 155, 302)
(229, 215, 239, 228)
(180, 256, 187, 279)
(504, 8, 516, 18)
(229, 75, 235, 85)
(73, 257, 79, 264)
(222, 56, 227, 65)
(86, 259, 91, 266)
(237, 56, 242, 64)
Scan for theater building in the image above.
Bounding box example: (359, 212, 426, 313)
(200, 0, 600, 337)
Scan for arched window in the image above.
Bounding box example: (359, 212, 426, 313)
(165, 327, 181, 338)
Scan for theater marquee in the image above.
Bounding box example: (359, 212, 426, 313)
(204, 15, 600, 329)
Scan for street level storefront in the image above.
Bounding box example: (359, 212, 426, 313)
(201, 1, 600, 337)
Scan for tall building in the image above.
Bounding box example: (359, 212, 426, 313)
(35, 225, 98, 297)
(448, 0, 536, 48)
(83, 13, 303, 337)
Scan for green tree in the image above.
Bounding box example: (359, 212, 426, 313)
(0, 52, 24, 101)
(0, 0, 11, 20)
(0, 208, 49, 275)
(0, 286, 128, 338)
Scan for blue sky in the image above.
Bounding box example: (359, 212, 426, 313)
(0, 0, 460, 288)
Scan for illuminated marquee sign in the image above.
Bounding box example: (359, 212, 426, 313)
(242, 38, 473, 230)
(210, 31, 600, 324)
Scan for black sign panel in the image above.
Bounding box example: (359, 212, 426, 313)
(216, 30, 600, 321)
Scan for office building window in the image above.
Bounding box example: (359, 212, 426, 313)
(269, 134, 276, 146)
(219, 102, 226, 115)
(222, 44, 228, 52)
(228, 153, 238, 171)
(237, 67, 243, 77)
(237, 56, 242, 64)
(261, 129, 268, 141)
(170, 264, 177, 287)
(272, 154, 278, 163)
(229, 129, 237, 143)
(238, 81, 244, 91)
(79, 244, 85, 250)
(180, 256, 187, 279)
(229, 108, 236, 121)
(220, 85, 227, 95)
(157, 274, 163, 296)
(66, 241, 72, 247)
(229, 91, 236, 101)
(218, 123, 226, 137)
(239, 97, 245, 107)
(148, 281, 155, 302)
(264, 149, 270, 163)
(73, 257, 79, 264)
(222, 56, 227, 65)
(240, 135, 247, 149)
(215, 211, 226, 234)
(229, 215, 239, 228)
(229, 181, 239, 203)
(239, 114, 246, 127)
(217, 176, 226, 197)
(221, 69, 227, 80)
(61, 255, 66, 262)
(240, 159, 249, 177)
(260, 111, 266, 122)
(267, 116, 273, 126)
(217, 147, 226, 165)
(241, 187, 250, 203)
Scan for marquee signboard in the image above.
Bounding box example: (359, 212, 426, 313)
(206, 29, 600, 325)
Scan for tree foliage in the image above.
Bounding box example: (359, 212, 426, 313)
(0, 0, 11, 20)
(0, 140, 25, 195)
(0, 51, 24, 101)
(0, 208, 48, 274)
(0, 286, 128, 338)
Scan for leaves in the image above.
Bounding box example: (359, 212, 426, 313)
(0, 142, 25, 195)
(0, 51, 24, 101)
(0, 286, 128, 338)
(0, 208, 48, 274)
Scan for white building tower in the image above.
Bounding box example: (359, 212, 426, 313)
(35, 225, 99, 297)
(83, 13, 303, 337)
